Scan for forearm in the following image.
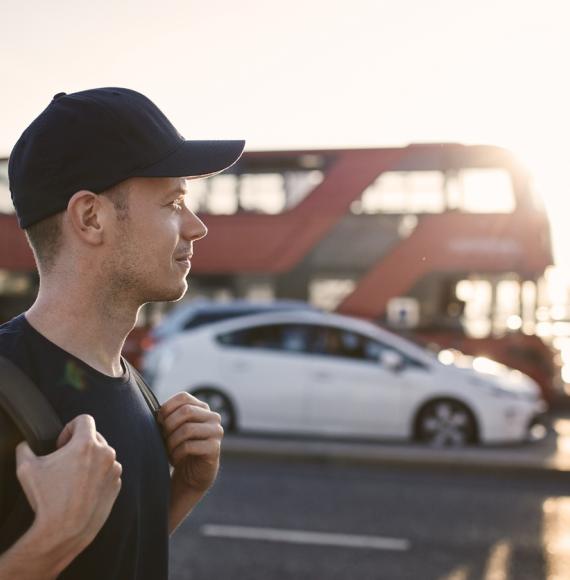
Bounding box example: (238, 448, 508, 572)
(0, 519, 81, 580)
(168, 472, 207, 535)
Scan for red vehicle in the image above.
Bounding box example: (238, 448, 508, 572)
(0, 144, 559, 399)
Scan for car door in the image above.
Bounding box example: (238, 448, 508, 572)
(304, 326, 413, 438)
(217, 323, 313, 433)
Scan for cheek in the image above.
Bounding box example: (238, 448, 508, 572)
(148, 222, 180, 264)
(115, 213, 180, 266)
(139, 214, 177, 242)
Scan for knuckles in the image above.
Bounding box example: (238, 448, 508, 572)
(75, 413, 95, 425)
(176, 422, 198, 441)
(182, 404, 195, 419)
(76, 435, 97, 455)
(112, 461, 123, 478)
(102, 446, 117, 466)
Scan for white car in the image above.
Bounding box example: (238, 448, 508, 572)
(148, 310, 547, 446)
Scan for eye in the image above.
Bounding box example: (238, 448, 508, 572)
(171, 198, 184, 211)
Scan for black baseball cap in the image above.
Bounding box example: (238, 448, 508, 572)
(8, 87, 245, 228)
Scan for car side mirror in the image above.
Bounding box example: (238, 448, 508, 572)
(379, 350, 404, 373)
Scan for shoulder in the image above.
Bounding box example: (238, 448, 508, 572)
(0, 315, 29, 450)
(0, 315, 36, 442)
(0, 317, 39, 541)
(0, 315, 28, 356)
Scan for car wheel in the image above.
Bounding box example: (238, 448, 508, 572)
(415, 399, 477, 447)
(191, 388, 236, 432)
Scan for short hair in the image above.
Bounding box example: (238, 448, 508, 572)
(25, 182, 130, 274)
(25, 212, 64, 273)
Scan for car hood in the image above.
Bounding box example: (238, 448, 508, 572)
(442, 354, 541, 397)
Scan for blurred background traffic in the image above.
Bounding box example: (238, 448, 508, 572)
(2, 1, 570, 578)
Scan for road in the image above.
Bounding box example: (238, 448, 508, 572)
(169, 455, 570, 580)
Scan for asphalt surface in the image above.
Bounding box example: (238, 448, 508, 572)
(169, 456, 570, 580)
(168, 407, 570, 579)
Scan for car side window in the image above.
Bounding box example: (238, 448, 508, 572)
(312, 326, 426, 369)
(184, 309, 261, 330)
(217, 324, 314, 354)
(313, 327, 371, 361)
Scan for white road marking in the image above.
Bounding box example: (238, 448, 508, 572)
(201, 524, 410, 551)
(439, 566, 470, 580)
(543, 497, 570, 579)
(483, 539, 512, 580)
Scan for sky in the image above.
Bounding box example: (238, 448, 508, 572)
(1, 0, 570, 270)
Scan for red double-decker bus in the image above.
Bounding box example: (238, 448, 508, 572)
(0, 143, 560, 399)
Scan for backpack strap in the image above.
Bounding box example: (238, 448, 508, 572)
(0, 355, 63, 456)
(124, 359, 161, 418)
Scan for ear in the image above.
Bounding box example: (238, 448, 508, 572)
(66, 190, 108, 245)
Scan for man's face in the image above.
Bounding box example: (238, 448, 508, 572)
(102, 176, 207, 305)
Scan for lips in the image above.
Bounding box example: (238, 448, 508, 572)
(174, 248, 193, 259)
(174, 252, 193, 271)
(175, 255, 192, 264)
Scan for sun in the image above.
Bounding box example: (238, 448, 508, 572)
(503, 141, 570, 283)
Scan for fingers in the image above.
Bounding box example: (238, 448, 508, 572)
(170, 438, 222, 466)
(56, 420, 75, 449)
(167, 421, 224, 452)
(157, 393, 224, 474)
(96, 432, 109, 446)
(57, 414, 97, 449)
(105, 459, 123, 488)
(15, 440, 35, 466)
(161, 402, 217, 435)
(159, 392, 209, 425)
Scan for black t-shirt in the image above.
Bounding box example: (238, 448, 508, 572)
(0, 314, 170, 579)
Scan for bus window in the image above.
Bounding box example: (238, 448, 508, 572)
(190, 170, 324, 215)
(309, 277, 357, 311)
(355, 170, 446, 214)
(456, 279, 493, 338)
(354, 167, 516, 215)
(446, 168, 515, 213)
(0, 160, 12, 214)
(240, 173, 285, 214)
(187, 175, 238, 215)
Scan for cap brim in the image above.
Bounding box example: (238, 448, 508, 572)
(136, 139, 245, 179)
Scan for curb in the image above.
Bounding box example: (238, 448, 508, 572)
(221, 433, 570, 477)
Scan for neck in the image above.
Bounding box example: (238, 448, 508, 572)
(26, 277, 141, 378)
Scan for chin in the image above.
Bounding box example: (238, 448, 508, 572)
(157, 281, 188, 303)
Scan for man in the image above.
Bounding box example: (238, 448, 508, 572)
(0, 87, 245, 579)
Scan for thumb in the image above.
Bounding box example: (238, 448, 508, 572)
(56, 421, 74, 449)
(15, 440, 36, 466)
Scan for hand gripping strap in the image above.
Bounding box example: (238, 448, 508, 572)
(0, 355, 63, 456)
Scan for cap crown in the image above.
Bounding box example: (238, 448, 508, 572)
(9, 88, 184, 228)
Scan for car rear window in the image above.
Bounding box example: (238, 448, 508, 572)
(217, 324, 314, 353)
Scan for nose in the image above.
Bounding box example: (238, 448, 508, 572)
(182, 209, 208, 242)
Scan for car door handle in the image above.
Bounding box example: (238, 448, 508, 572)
(312, 371, 331, 380)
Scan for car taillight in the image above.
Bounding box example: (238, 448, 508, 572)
(141, 335, 157, 351)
